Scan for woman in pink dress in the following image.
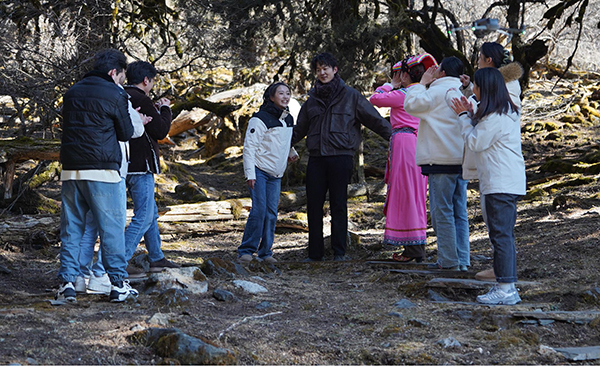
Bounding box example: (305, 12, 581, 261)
(370, 54, 437, 262)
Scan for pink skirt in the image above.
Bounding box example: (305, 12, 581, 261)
(383, 129, 428, 247)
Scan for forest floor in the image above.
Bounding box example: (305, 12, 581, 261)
(2, 75, 600, 364)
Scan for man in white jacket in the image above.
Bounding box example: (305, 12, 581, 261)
(405, 56, 470, 271)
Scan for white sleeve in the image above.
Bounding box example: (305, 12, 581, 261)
(128, 100, 145, 138)
(404, 84, 433, 117)
(243, 117, 267, 180)
(462, 113, 504, 153)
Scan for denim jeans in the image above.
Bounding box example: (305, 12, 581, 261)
(485, 193, 520, 283)
(306, 155, 353, 259)
(59, 179, 127, 284)
(428, 173, 470, 267)
(238, 168, 281, 259)
(125, 173, 164, 262)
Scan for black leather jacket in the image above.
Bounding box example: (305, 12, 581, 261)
(292, 78, 391, 156)
(60, 71, 133, 171)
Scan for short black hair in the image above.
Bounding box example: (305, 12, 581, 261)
(93, 49, 127, 74)
(439, 56, 464, 78)
(310, 52, 338, 73)
(126, 61, 158, 85)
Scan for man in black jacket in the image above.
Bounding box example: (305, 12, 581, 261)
(123, 61, 179, 273)
(58, 49, 138, 303)
(292, 52, 391, 261)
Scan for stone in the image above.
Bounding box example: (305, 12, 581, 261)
(394, 299, 416, 309)
(147, 313, 171, 326)
(427, 290, 449, 302)
(213, 289, 236, 302)
(388, 312, 403, 318)
(554, 346, 600, 361)
(233, 280, 268, 294)
(437, 337, 461, 348)
(147, 267, 208, 294)
(134, 328, 236, 364)
(174, 181, 210, 202)
(407, 319, 429, 328)
(255, 301, 272, 310)
(158, 288, 191, 307)
(538, 345, 558, 356)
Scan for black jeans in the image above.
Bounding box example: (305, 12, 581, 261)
(306, 155, 353, 260)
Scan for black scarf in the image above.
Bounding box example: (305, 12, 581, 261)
(314, 73, 341, 103)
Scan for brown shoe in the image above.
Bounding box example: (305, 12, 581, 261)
(126, 264, 147, 279)
(261, 256, 277, 264)
(475, 267, 495, 281)
(149, 258, 180, 273)
(237, 254, 253, 264)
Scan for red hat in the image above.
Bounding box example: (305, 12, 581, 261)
(406, 53, 438, 69)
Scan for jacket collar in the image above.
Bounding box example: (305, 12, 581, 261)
(83, 70, 116, 84)
(499, 62, 523, 83)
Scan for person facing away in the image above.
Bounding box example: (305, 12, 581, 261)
(404, 56, 470, 271)
(458, 41, 524, 282)
(74, 94, 150, 295)
(57, 48, 138, 303)
(292, 52, 392, 262)
(369, 53, 436, 263)
(124, 61, 180, 276)
(449, 67, 525, 305)
(237, 82, 298, 265)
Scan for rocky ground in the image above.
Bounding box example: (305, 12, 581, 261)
(2, 74, 600, 364)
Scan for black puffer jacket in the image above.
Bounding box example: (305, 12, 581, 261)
(292, 78, 391, 156)
(60, 71, 133, 171)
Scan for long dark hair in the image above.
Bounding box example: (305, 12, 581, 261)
(472, 68, 518, 124)
(480, 42, 512, 68)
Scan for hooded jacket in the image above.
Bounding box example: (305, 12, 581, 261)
(292, 78, 391, 156)
(125, 86, 172, 174)
(459, 110, 525, 195)
(60, 71, 133, 171)
(405, 76, 464, 168)
(243, 100, 296, 180)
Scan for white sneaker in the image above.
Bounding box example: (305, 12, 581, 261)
(109, 280, 139, 303)
(237, 254, 253, 264)
(87, 273, 111, 295)
(55, 282, 77, 302)
(74, 276, 88, 293)
(477, 284, 521, 305)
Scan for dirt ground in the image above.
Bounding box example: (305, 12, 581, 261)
(2, 76, 600, 364)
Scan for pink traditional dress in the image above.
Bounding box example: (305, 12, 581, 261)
(370, 83, 428, 250)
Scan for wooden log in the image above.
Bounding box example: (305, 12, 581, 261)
(427, 278, 541, 289)
(511, 310, 600, 323)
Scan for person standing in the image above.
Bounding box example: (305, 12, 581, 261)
(404, 56, 470, 271)
(292, 52, 391, 262)
(369, 54, 436, 262)
(237, 82, 298, 264)
(124, 61, 180, 274)
(57, 49, 138, 303)
(449, 67, 525, 304)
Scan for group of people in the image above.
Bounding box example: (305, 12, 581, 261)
(56, 49, 179, 303)
(238, 45, 526, 305)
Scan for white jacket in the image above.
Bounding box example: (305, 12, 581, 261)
(405, 77, 464, 166)
(119, 96, 146, 178)
(243, 110, 296, 180)
(459, 110, 526, 195)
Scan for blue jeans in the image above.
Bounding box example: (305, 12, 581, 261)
(428, 174, 470, 267)
(125, 173, 164, 262)
(78, 178, 127, 278)
(59, 179, 127, 284)
(485, 193, 520, 283)
(238, 168, 281, 259)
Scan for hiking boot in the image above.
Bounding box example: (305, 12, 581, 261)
(109, 280, 139, 303)
(87, 273, 111, 295)
(475, 267, 496, 281)
(55, 282, 77, 302)
(427, 262, 459, 271)
(261, 256, 277, 264)
(149, 258, 180, 273)
(237, 254, 253, 264)
(126, 264, 146, 279)
(303, 257, 323, 262)
(476, 285, 521, 305)
(74, 276, 88, 293)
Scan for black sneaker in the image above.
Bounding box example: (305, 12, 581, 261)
(55, 282, 77, 302)
(126, 264, 147, 279)
(109, 280, 139, 303)
(149, 257, 180, 273)
(333, 255, 351, 262)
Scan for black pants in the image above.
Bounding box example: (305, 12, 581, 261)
(306, 155, 353, 260)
